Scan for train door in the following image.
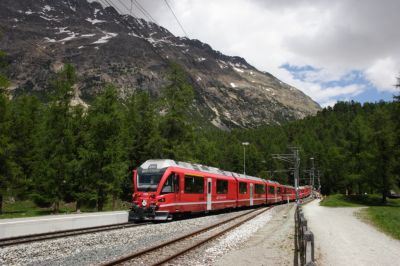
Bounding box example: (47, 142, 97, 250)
(207, 178, 212, 211)
(174, 173, 180, 204)
(250, 183, 254, 206)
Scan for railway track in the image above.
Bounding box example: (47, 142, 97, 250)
(0, 222, 146, 247)
(100, 206, 273, 266)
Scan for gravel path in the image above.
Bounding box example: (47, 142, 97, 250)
(172, 203, 295, 266)
(303, 200, 400, 266)
(0, 209, 252, 266)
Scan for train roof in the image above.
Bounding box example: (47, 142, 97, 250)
(140, 159, 272, 184)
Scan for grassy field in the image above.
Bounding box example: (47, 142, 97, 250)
(320, 194, 400, 240)
(320, 194, 365, 207)
(0, 199, 131, 219)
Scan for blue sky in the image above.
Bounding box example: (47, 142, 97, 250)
(109, 0, 400, 107)
(280, 64, 396, 106)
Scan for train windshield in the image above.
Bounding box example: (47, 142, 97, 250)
(137, 171, 165, 192)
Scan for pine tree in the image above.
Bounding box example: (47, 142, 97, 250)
(66, 105, 87, 212)
(0, 56, 15, 213)
(370, 108, 395, 203)
(158, 62, 195, 160)
(392, 75, 400, 192)
(82, 85, 127, 211)
(32, 64, 77, 213)
(9, 95, 41, 198)
(344, 115, 371, 194)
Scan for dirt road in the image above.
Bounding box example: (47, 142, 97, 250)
(303, 200, 400, 266)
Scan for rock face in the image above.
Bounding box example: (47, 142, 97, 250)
(0, 0, 320, 129)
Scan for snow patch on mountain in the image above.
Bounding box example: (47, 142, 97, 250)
(233, 66, 244, 73)
(81, 33, 96, 37)
(86, 18, 106, 24)
(40, 15, 60, 22)
(44, 37, 57, 43)
(92, 31, 118, 44)
(43, 5, 53, 12)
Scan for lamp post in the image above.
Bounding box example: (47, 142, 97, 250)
(242, 142, 249, 176)
(310, 157, 315, 190)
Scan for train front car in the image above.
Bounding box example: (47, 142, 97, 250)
(129, 160, 177, 221)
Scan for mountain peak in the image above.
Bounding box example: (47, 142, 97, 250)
(0, 0, 320, 129)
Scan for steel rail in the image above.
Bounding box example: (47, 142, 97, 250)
(0, 222, 147, 247)
(101, 206, 273, 266)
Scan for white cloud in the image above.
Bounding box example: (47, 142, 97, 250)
(97, 0, 400, 105)
(365, 57, 399, 92)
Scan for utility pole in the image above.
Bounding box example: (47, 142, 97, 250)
(273, 146, 301, 203)
(242, 142, 249, 176)
(310, 157, 315, 190)
(303, 169, 311, 185)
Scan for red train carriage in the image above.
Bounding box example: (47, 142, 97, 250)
(235, 175, 267, 207)
(297, 186, 312, 199)
(129, 159, 302, 221)
(281, 186, 295, 202)
(266, 181, 280, 204)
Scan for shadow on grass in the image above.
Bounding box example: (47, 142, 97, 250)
(320, 194, 400, 208)
(345, 194, 400, 207)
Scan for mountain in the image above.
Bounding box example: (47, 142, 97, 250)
(0, 0, 320, 129)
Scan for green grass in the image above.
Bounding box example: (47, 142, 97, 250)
(320, 194, 400, 207)
(320, 194, 400, 240)
(0, 199, 131, 219)
(365, 206, 400, 240)
(319, 194, 364, 207)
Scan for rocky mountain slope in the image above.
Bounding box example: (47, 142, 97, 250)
(0, 0, 320, 129)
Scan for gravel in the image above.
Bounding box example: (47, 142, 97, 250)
(173, 203, 295, 266)
(303, 200, 400, 266)
(0, 209, 255, 266)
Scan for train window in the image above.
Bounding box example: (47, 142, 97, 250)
(239, 182, 247, 194)
(161, 174, 177, 194)
(184, 175, 204, 194)
(216, 179, 228, 194)
(277, 187, 281, 194)
(255, 184, 265, 194)
(268, 186, 275, 194)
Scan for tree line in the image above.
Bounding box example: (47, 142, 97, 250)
(0, 56, 399, 213)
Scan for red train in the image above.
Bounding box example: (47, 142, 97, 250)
(129, 159, 311, 221)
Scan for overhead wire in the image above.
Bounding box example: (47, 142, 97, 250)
(133, 0, 157, 23)
(120, 0, 198, 65)
(163, 0, 188, 37)
(98, 0, 170, 64)
(107, 0, 196, 66)
(105, 0, 217, 103)
(126, 0, 213, 93)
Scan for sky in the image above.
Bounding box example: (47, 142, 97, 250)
(103, 0, 400, 107)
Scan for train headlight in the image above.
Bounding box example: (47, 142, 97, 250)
(142, 200, 147, 207)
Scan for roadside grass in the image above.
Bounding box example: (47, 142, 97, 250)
(365, 207, 400, 240)
(0, 199, 131, 219)
(320, 194, 400, 240)
(319, 194, 364, 207)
